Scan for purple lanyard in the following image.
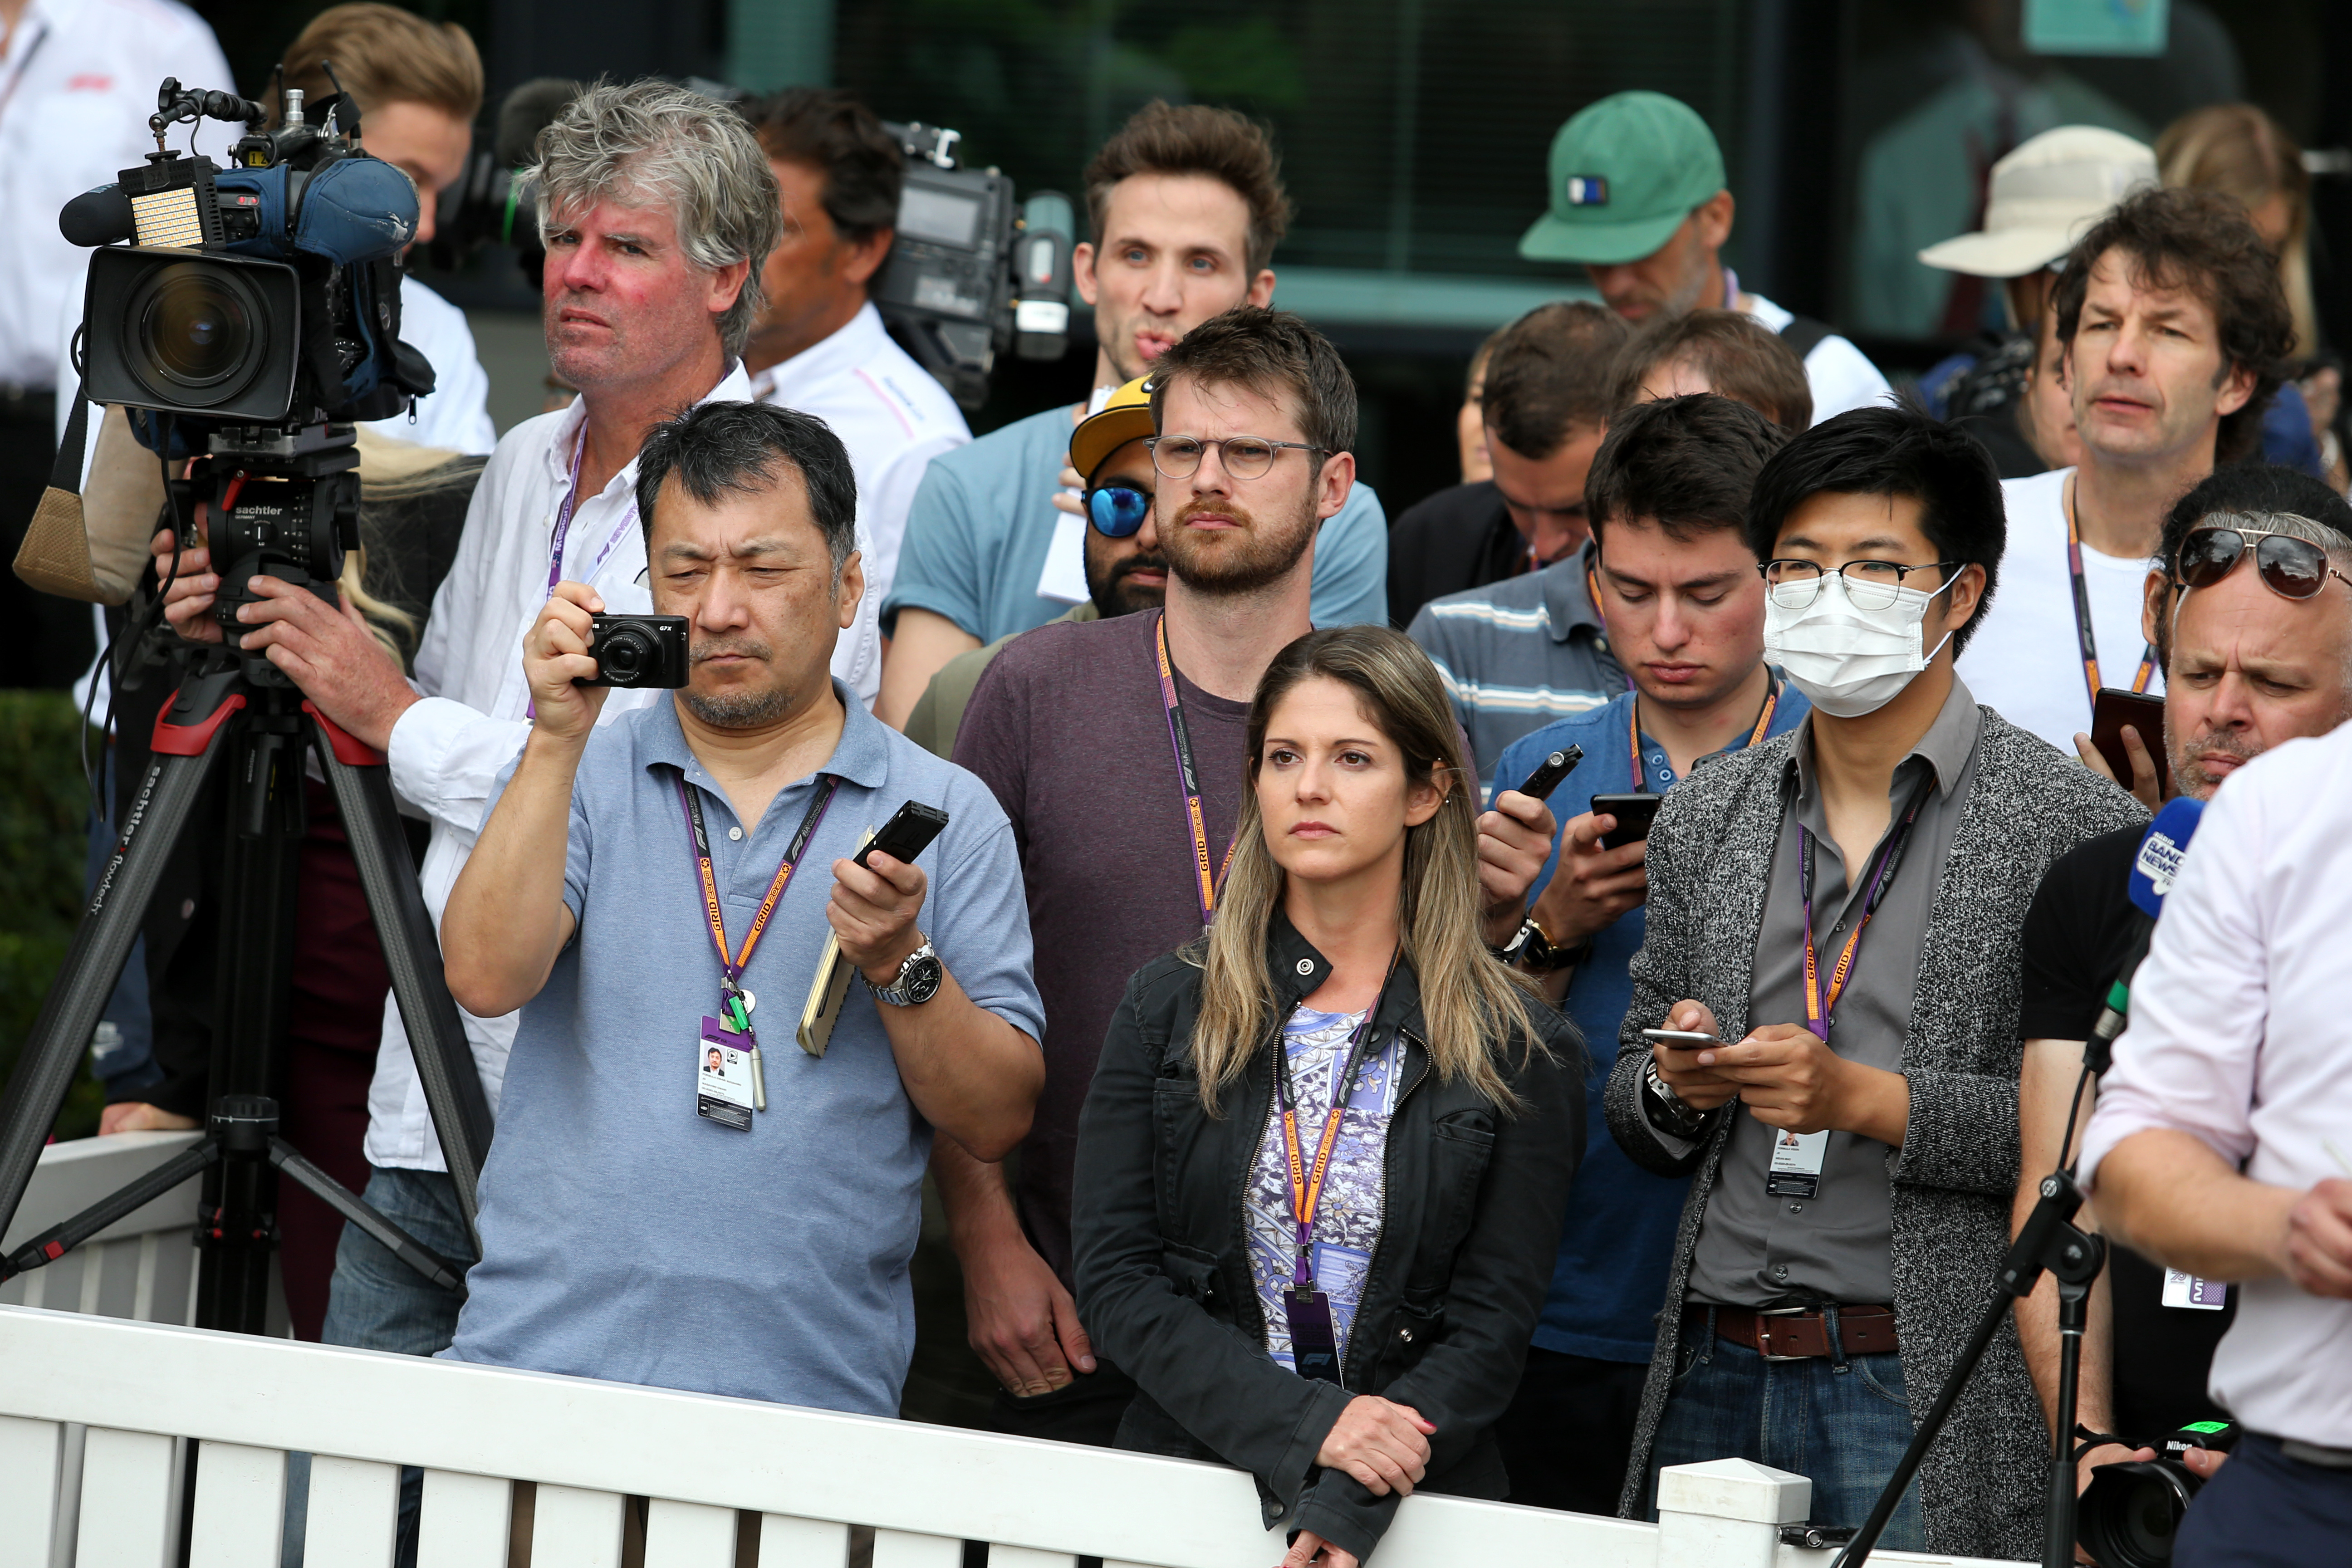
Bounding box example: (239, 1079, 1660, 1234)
(546, 428, 589, 598)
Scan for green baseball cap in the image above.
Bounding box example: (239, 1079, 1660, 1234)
(1519, 91, 1728, 265)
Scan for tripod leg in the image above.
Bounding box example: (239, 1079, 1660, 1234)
(267, 1138, 463, 1294)
(0, 1138, 220, 1284)
(304, 705, 493, 1239)
(1837, 1290, 2013, 1568)
(0, 725, 231, 1241)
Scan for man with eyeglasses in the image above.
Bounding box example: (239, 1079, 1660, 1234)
(902, 378, 1169, 759)
(2008, 465, 2352, 1512)
(875, 102, 1387, 728)
(942, 306, 1358, 1445)
(1607, 406, 2142, 1558)
(1956, 186, 2298, 753)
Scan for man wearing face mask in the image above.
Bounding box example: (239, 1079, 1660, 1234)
(1605, 406, 2143, 1558)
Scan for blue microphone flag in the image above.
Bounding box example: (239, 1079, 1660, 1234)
(2128, 796, 2206, 920)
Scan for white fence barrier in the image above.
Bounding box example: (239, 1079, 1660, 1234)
(0, 1136, 2027, 1568)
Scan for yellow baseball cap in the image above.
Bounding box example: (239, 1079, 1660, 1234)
(1069, 376, 1156, 483)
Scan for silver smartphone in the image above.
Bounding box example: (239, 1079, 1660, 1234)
(1642, 1028, 1722, 1049)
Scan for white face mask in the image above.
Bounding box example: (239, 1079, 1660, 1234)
(1764, 573, 1955, 718)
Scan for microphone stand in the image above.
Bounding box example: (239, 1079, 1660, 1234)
(1840, 1034, 2119, 1568)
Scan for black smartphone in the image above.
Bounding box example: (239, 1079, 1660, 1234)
(1514, 744, 1585, 803)
(855, 800, 950, 868)
(2090, 686, 2170, 796)
(1589, 792, 1663, 851)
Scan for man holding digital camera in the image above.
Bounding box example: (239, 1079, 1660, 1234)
(436, 397, 1042, 1416)
(148, 79, 788, 1363)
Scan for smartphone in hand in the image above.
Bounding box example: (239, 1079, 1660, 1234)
(2089, 687, 2170, 797)
(1590, 792, 1664, 851)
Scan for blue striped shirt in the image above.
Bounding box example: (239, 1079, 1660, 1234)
(1406, 540, 1623, 781)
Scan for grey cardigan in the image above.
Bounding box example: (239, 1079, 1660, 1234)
(1603, 705, 2144, 1561)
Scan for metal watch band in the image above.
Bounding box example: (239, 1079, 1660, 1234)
(1643, 1058, 1709, 1136)
(867, 940, 941, 1005)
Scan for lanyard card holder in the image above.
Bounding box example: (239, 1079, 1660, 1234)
(1284, 1284, 1342, 1385)
(697, 1018, 756, 1132)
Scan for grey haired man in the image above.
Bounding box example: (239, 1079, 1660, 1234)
(303, 79, 823, 1362)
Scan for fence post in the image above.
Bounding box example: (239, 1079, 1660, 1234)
(1654, 1458, 1810, 1568)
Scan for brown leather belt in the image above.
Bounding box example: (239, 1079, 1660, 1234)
(1688, 1303, 1900, 1360)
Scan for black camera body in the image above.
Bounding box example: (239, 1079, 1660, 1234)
(873, 122, 1072, 411)
(2079, 1421, 2237, 1568)
(583, 614, 690, 689)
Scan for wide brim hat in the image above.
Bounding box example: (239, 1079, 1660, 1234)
(1916, 125, 2158, 279)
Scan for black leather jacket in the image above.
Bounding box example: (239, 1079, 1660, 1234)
(1071, 915, 1584, 1562)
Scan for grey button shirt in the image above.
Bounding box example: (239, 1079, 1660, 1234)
(1677, 677, 1984, 1308)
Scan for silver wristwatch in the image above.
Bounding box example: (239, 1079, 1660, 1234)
(867, 939, 944, 1006)
(1643, 1058, 1710, 1137)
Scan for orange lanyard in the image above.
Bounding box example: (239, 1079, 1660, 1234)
(675, 771, 840, 1030)
(1155, 612, 1237, 927)
(2066, 487, 2157, 707)
(1796, 774, 1929, 1041)
(1626, 682, 1781, 794)
(1275, 963, 1392, 1288)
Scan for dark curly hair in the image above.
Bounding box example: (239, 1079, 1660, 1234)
(2051, 186, 2297, 466)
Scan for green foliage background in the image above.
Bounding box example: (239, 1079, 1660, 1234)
(0, 692, 106, 1142)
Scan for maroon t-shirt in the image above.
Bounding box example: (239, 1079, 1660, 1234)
(953, 609, 1249, 1285)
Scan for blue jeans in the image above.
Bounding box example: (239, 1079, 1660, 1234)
(2176, 1432, 2352, 1568)
(284, 1166, 478, 1567)
(1647, 1309, 1924, 1550)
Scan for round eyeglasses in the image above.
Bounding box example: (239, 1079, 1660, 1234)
(2175, 526, 2352, 601)
(1760, 559, 1962, 612)
(1085, 483, 1152, 539)
(1147, 434, 1326, 482)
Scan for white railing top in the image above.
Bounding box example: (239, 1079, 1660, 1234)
(0, 1303, 2024, 1568)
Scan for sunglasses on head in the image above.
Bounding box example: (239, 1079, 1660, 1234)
(1085, 483, 1151, 539)
(2174, 524, 2352, 601)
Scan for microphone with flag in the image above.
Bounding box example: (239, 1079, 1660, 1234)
(2087, 795, 2206, 1070)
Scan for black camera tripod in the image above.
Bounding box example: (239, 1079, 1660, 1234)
(1837, 1064, 2113, 1568)
(0, 639, 492, 1332)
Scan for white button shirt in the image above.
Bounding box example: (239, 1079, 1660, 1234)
(0, 0, 233, 387)
(2081, 721, 2352, 1449)
(748, 300, 970, 681)
(368, 358, 883, 1170)
(1741, 288, 1898, 425)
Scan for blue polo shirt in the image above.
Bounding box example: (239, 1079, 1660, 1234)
(1488, 678, 1808, 1361)
(445, 686, 1043, 1415)
(880, 402, 1390, 641)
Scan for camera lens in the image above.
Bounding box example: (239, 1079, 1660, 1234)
(126, 262, 267, 406)
(2080, 1459, 2200, 1568)
(599, 628, 651, 680)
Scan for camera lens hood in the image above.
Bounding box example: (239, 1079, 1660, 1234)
(2079, 1458, 2202, 1568)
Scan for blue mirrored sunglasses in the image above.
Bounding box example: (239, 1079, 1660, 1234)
(1086, 484, 1151, 539)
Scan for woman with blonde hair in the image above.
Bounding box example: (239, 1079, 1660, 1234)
(1073, 625, 1583, 1568)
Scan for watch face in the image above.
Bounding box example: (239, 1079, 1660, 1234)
(895, 952, 943, 1004)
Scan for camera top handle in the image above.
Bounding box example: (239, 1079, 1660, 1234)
(150, 76, 264, 149)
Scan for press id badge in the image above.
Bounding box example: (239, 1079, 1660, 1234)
(1283, 1285, 1342, 1386)
(1765, 1127, 1829, 1198)
(2161, 1269, 2227, 1311)
(698, 1018, 756, 1132)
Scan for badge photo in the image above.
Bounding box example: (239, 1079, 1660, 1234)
(697, 1018, 756, 1132)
